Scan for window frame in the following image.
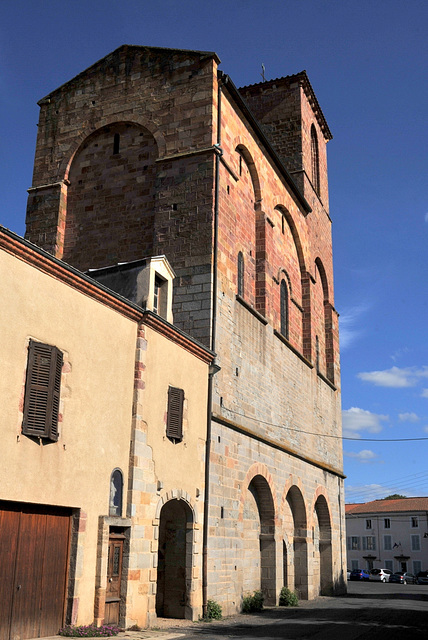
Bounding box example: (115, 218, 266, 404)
(237, 252, 244, 298)
(280, 278, 289, 340)
(22, 340, 63, 442)
(166, 386, 184, 442)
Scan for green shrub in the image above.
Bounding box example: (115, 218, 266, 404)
(278, 586, 298, 607)
(205, 599, 223, 620)
(59, 624, 120, 637)
(242, 590, 264, 613)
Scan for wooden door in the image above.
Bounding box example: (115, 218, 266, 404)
(0, 503, 71, 640)
(104, 536, 123, 625)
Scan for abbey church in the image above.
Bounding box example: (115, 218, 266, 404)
(0, 45, 345, 637)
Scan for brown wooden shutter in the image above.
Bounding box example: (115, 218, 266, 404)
(166, 386, 184, 441)
(22, 340, 63, 441)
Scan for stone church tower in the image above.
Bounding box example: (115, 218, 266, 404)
(26, 45, 345, 619)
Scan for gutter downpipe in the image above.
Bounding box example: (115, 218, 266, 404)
(202, 74, 224, 618)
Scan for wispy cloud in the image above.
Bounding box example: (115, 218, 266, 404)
(421, 389, 428, 398)
(339, 303, 370, 350)
(398, 412, 420, 422)
(342, 407, 388, 438)
(358, 366, 428, 388)
(344, 449, 381, 464)
(345, 483, 401, 502)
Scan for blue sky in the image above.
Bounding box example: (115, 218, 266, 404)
(1, 0, 427, 502)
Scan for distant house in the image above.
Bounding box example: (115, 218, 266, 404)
(346, 498, 428, 574)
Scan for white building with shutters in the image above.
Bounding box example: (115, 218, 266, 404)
(346, 498, 428, 575)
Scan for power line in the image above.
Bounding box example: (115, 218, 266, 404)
(223, 406, 428, 442)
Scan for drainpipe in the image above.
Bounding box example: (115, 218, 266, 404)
(202, 74, 224, 618)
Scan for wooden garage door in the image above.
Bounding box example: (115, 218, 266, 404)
(0, 502, 71, 640)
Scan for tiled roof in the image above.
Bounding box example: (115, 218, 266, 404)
(345, 498, 428, 515)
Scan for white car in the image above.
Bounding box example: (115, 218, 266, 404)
(369, 568, 393, 582)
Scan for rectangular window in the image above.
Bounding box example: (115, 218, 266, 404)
(166, 386, 184, 442)
(411, 535, 420, 551)
(411, 516, 419, 528)
(384, 518, 391, 529)
(384, 560, 393, 572)
(366, 519, 372, 529)
(362, 536, 376, 551)
(22, 340, 63, 442)
(351, 559, 359, 570)
(347, 536, 360, 551)
(413, 560, 422, 574)
(384, 535, 392, 551)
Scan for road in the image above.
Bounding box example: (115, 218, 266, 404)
(142, 581, 428, 640)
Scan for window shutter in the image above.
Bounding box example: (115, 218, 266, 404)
(166, 386, 184, 441)
(22, 340, 63, 441)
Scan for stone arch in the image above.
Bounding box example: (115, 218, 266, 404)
(63, 120, 161, 270)
(312, 491, 333, 595)
(238, 465, 277, 605)
(155, 494, 196, 620)
(281, 480, 309, 599)
(235, 144, 261, 203)
(274, 205, 306, 273)
(314, 257, 334, 382)
(61, 115, 166, 181)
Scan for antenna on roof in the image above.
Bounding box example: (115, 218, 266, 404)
(261, 63, 266, 82)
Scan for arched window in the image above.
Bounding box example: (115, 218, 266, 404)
(238, 252, 244, 297)
(109, 468, 123, 516)
(280, 279, 289, 339)
(311, 125, 320, 195)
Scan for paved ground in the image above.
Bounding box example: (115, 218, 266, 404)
(37, 582, 428, 640)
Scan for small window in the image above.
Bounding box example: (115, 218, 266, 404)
(366, 519, 372, 529)
(384, 535, 392, 551)
(166, 386, 184, 442)
(411, 516, 418, 528)
(347, 536, 360, 551)
(363, 536, 376, 551)
(384, 560, 393, 571)
(153, 274, 167, 317)
(109, 469, 123, 516)
(22, 340, 63, 442)
(384, 518, 391, 529)
(413, 560, 422, 575)
(237, 252, 244, 297)
(411, 535, 420, 551)
(113, 132, 120, 155)
(311, 124, 320, 195)
(280, 279, 289, 339)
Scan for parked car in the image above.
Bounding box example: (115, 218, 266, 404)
(389, 571, 417, 584)
(369, 568, 393, 583)
(416, 571, 428, 585)
(350, 568, 370, 581)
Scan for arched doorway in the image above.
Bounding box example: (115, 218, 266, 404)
(156, 499, 193, 619)
(243, 475, 276, 604)
(286, 486, 308, 598)
(314, 495, 332, 595)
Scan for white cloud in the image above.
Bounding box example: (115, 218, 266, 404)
(344, 449, 380, 464)
(342, 407, 388, 438)
(345, 483, 397, 502)
(358, 366, 428, 388)
(398, 412, 420, 422)
(339, 304, 370, 350)
(421, 389, 428, 398)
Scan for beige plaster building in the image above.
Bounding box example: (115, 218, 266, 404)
(0, 226, 213, 638)
(346, 498, 428, 575)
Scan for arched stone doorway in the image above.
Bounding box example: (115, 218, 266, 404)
(313, 494, 332, 595)
(243, 475, 276, 605)
(286, 486, 308, 599)
(156, 499, 193, 619)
